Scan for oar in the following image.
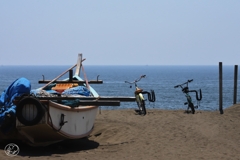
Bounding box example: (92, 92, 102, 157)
(40, 58, 86, 90)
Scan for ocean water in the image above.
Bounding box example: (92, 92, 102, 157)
(0, 65, 239, 111)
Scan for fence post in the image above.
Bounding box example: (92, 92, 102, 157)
(219, 62, 223, 114)
(233, 65, 238, 104)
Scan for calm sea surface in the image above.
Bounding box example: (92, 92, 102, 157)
(0, 65, 239, 111)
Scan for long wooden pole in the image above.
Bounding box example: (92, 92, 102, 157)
(40, 64, 77, 90)
(233, 65, 238, 104)
(219, 62, 223, 114)
(41, 58, 86, 90)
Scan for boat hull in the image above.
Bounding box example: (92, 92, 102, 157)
(15, 100, 98, 146)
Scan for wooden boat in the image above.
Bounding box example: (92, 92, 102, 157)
(0, 53, 136, 146)
(14, 54, 102, 146)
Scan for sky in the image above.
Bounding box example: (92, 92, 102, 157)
(0, 0, 240, 65)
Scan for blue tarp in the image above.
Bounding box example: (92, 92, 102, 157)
(0, 77, 31, 132)
(62, 86, 91, 96)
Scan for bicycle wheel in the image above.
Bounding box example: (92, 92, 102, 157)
(189, 103, 195, 114)
(186, 94, 195, 114)
(136, 94, 146, 115)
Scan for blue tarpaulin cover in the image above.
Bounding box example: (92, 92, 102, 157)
(62, 86, 91, 96)
(0, 77, 31, 132)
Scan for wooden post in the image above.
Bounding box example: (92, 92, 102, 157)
(75, 53, 82, 76)
(219, 62, 223, 114)
(69, 69, 73, 82)
(233, 65, 238, 104)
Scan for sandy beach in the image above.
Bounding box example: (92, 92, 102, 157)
(0, 104, 240, 160)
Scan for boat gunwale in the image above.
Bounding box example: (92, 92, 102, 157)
(49, 100, 98, 111)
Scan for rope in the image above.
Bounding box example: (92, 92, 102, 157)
(81, 64, 90, 90)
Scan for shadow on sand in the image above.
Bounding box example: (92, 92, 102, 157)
(0, 138, 99, 157)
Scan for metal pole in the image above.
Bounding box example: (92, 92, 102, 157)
(219, 62, 223, 114)
(233, 65, 238, 104)
(69, 69, 73, 82)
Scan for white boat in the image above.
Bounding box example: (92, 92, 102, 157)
(0, 54, 113, 146)
(0, 53, 136, 146)
(16, 54, 105, 146)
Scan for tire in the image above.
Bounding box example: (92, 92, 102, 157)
(16, 97, 44, 126)
(136, 94, 146, 116)
(189, 103, 195, 114)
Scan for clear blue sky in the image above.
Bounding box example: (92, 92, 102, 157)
(0, 1, 239, 65)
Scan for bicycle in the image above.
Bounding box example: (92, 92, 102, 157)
(174, 79, 202, 114)
(125, 75, 156, 115)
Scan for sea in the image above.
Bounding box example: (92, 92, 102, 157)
(0, 65, 239, 111)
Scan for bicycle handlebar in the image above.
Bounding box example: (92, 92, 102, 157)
(174, 79, 193, 88)
(125, 75, 146, 84)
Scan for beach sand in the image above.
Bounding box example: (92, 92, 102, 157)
(0, 104, 240, 160)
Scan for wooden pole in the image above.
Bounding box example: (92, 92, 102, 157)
(41, 58, 86, 90)
(219, 62, 223, 114)
(40, 64, 77, 90)
(75, 53, 82, 76)
(233, 65, 238, 104)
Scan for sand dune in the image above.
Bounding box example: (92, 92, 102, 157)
(1, 104, 240, 160)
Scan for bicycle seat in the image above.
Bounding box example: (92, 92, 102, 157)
(135, 88, 143, 94)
